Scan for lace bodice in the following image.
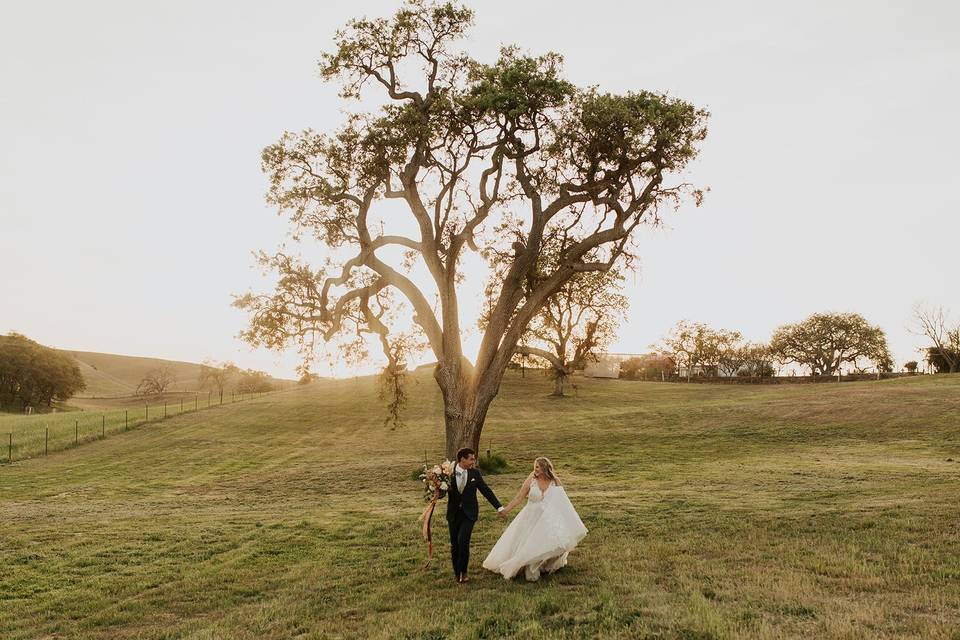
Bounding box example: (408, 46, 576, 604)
(528, 479, 554, 504)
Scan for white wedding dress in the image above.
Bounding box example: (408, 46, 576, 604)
(482, 479, 587, 581)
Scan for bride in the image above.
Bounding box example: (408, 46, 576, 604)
(482, 457, 587, 581)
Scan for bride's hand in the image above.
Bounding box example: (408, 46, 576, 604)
(497, 508, 508, 519)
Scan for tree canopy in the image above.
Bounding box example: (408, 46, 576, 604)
(656, 321, 743, 380)
(769, 312, 893, 375)
(136, 367, 175, 397)
(912, 303, 959, 373)
(234, 1, 708, 456)
(0, 332, 86, 411)
(199, 360, 238, 403)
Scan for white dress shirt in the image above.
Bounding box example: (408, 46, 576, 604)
(454, 463, 504, 511)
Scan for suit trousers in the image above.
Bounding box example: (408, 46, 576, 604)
(448, 510, 475, 576)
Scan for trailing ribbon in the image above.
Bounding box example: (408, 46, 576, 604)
(418, 494, 439, 568)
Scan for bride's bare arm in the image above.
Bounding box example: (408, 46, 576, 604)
(502, 473, 535, 513)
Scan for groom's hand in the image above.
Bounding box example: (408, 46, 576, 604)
(496, 509, 507, 519)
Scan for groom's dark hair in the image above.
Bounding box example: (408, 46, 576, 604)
(456, 447, 475, 461)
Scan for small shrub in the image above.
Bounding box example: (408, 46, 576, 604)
(478, 452, 509, 474)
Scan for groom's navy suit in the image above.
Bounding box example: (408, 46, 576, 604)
(446, 465, 502, 577)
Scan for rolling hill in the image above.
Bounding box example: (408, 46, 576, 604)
(64, 349, 292, 397)
(1, 372, 958, 638)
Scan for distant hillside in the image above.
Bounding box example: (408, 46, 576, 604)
(63, 350, 292, 397)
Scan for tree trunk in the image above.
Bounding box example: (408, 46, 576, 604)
(552, 373, 565, 397)
(442, 409, 488, 460)
(435, 357, 499, 460)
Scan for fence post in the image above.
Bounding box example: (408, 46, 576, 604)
(164, 402, 167, 418)
(195, 394, 198, 411)
(75, 420, 78, 445)
(125, 410, 128, 430)
(102, 415, 105, 438)
(8, 433, 11, 463)
(146, 403, 149, 420)
(180, 398, 183, 414)
(45, 427, 48, 456)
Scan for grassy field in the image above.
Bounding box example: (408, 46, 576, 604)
(0, 390, 274, 462)
(1, 372, 959, 639)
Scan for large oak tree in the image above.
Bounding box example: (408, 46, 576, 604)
(770, 312, 893, 375)
(235, 1, 708, 457)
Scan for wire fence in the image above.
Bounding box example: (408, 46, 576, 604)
(1, 388, 291, 464)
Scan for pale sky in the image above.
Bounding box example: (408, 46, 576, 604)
(2, 1, 957, 378)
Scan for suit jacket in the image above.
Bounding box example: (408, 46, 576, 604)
(446, 466, 502, 523)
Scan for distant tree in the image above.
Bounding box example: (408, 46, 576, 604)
(926, 346, 960, 374)
(911, 303, 960, 373)
(232, 1, 709, 459)
(235, 369, 275, 394)
(620, 354, 674, 380)
(769, 312, 892, 376)
(0, 332, 86, 411)
(135, 367, 176, 397)
(708, 331, 748, 377)
(198, 360, 238, 403)
(737, 343, 776, 377)
(487, 247, 628, 396)
(903, 360, 918, 373)
(656, 321, 741, 380)
(642, 354, 676, 379)
(298, 372, 320, 385)
(618, 357, 643, 379)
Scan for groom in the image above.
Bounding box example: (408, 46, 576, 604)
(447, 447, 505, 583)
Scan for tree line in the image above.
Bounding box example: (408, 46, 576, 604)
(512, 302, 959, 385)
(133, 361, 277, 401)
(653, 313, 889, 380)
(646, 303, 959, 380)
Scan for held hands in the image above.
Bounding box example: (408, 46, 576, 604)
(497, 508, 508, 519)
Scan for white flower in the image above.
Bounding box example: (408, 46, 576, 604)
(440, 482, 448, 490)
(432, 465, 442, 474)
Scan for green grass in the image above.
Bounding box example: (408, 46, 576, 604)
(1, 372, 959, 639)
(0, 390, 276, 462)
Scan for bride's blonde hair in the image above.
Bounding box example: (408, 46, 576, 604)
(533, 457, 562, 486)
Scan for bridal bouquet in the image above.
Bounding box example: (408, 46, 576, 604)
(417, 459, 454, 564)
(419, 459, 454, 501)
